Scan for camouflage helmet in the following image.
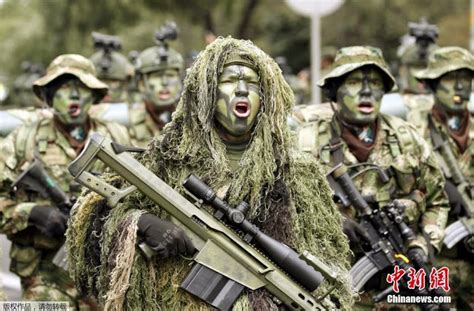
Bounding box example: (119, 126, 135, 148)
(89, 50, 134, 81)
(318, 46, 397, 92)
(414, 46, 474, 80)
(33, 54, 108, 102)
(135, 44, 184, 75)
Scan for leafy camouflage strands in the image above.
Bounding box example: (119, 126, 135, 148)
(67, 37, 354, 310)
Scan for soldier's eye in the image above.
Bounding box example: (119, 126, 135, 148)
(371, 80, 383, 88)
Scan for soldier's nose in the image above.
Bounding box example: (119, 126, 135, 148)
(235, 80, 249, 97)
(360, 79, 372, 97)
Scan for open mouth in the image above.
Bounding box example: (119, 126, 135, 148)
(233, 101, 250, 118)
(159, 90, 171, 100)
(358, 102, 374, 114)
(68, 103, 81, 117)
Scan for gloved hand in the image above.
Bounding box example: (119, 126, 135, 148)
(407, 247, 428, 267)
(342, 217, 370, 246)
(137, 213, 195, 258)
(28, 205, 68, 238)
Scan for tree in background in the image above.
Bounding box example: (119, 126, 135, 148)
(0, 0, 470, 90)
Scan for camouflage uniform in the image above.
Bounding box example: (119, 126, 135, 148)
(412, 47, 474, 310)
(297, 47, 450, 309)
(91, 39, 184, 147)
(0, 54, 130, 308)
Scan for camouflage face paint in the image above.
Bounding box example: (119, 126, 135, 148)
(400, 65, 428, 94)
(336, 67, 385, 125)
(52, 78, 93, 126)
(102, 79, 126, 103)
(144, 69, 182, 107)
(215, 64, 261, 137)
(435, 69, 472, 113)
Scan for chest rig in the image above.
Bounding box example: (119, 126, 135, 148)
(326, 115, 418, 210)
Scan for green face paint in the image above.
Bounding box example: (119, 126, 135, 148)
(52, 78, 94, 126)
(215, 64, 261, 137)
(336, 67, 385, 125)
(435, 69, 473, 113)
(102, 79, 126, 102)
(144, 69, 182, 107)
(400, 65, 428, 94)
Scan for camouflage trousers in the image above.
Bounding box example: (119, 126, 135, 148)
(434, 256, 474, 310)
(20, 264, 100, 311)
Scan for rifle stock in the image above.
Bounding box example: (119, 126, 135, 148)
(68, 133, 337, 310)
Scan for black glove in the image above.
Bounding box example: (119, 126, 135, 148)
(137, 213, 195, 258)
(28, 205, 68, 238)
(342, 217, 370, 246)
(407, 247, 428, 267)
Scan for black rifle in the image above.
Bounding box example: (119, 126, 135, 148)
(12, 158, 74, 216)
(428, 116, 474, 251)
(12, 158, 75, 270)
(327, 163, 447, 310)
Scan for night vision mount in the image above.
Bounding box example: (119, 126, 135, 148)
(154, 21, 179, 63)
(408, 17, 439, 60)
(91, 32, 123, 72)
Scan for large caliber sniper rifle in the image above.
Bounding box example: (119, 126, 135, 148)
(429, 117, 474, 251)
(326, 163, 443, 310)
(67, 133, 339, 311)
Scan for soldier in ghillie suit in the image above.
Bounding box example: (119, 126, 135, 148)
(398, 18, 439, 133)
(297, 46, 450, 308)
(0, 54, 129, 308)
(89, 32, 135, 104)
(66, 37, 354, 310)
(129, 21, 184, 147)
(413, 46, 474, 310)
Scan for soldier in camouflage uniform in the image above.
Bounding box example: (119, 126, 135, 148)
(126, 33, 184, 146)
(0, 54, 130, 308)
(412, 46, 474, 310)
(89, 32, 135, 104)
(399, 18, 439, 133)
(89, 24, 184, 147)
(297, 46, 450, 309)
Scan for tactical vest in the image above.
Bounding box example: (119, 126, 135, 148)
(297, 104, 422, 210)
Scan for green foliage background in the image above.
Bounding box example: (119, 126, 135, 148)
(0, 0, 470, 84)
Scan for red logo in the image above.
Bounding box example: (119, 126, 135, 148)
(386, 266, 450, 293)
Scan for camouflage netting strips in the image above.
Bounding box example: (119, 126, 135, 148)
(67, 37, 354, 310)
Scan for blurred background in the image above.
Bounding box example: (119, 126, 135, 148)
(0, 0, 470, 86)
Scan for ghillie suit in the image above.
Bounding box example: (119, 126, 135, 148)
(67, 37, 354, 310)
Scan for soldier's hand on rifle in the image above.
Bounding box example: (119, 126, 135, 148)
(342, 217, 370, 246)
(138, 213, 195, 258)
(407, 247, 428, 266)
(28, 205, 68, 238)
